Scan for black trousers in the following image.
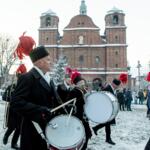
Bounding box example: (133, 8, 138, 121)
(4, 127, 20, 145)
(93, 123, 111, 140)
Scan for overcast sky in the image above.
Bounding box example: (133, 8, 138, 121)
(0, 0, 150, 77)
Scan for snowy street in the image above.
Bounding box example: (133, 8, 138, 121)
(0, 101, 149, 150)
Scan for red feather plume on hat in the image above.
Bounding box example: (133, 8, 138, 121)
(146, 72, 150, 82)
(14, 32, 36, 60)
(71, 71, 81, 83)
(119, 73, 128, 84)
(16, 64, 27, 74)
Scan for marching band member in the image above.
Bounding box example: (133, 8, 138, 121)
(2, 65, 27, 149)
(10, 46, 59, 150)
(2, 76, 21, 149)
(67, 71, 92, 150)
(93, 78, 121, 145)
(92, 77, 103, 91)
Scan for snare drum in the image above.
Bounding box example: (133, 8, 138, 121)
(84, 91, 119, 124)
(45, 115, 85, 150)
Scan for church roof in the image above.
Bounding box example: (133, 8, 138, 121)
(41, 9, 57, 16)
(107, 6, 124, 15)
(64, 15, 99, 29)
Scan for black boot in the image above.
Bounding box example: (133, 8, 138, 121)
(11, 144, 20, 150)
(3, 136, 8, 145)
(106, 139, 116, 145)
(3, 128, 14, 145)
(92, 127, 98, 135)
(3, 135, 8, 145)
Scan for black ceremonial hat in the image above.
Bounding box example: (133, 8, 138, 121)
(29, 46, 49, 62)
(112, 78, 121, 86)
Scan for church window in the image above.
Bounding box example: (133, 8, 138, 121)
(113, 15, 119, 25)
(115, 51, 119, 55)
(95, 56, 100, 64)
(79, 55, 84, 64)
(78, 36, 84, 44)
(115, 35, 118, 42)
(46, 17, 51, 26)
(115, 64, 118, 68)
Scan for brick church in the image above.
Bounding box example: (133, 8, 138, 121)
(38, 0, 128, 82)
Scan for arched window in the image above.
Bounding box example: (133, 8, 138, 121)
(115, 51, 119, 55)
(95, 56, 100, 64)
(113, 15, 119, 25)
(46, 37, 49, 41)
(46, 17, 51, 27)
(78, 36, 84, 44)
(79, 55, 84, 64)
(115, 35, 118, 42)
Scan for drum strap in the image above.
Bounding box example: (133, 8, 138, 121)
(32, 121, 46, 140)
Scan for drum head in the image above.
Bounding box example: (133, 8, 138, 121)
(84, 92, 114, 123)
(45, 115, 85, 149)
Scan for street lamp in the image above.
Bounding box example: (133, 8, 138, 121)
(137, 60, 142, 90)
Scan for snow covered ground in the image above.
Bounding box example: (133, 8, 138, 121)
(0, 101, 149, 150)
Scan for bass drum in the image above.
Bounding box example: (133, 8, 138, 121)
(84, 91, 119, 124)
(45, 115, 85, 150)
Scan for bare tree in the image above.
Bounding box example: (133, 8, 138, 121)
(0, 33, 18, 87)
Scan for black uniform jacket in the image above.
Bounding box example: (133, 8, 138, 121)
(10, 68, 60, 150)
(67, 87, 92, 140)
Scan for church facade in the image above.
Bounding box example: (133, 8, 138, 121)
(38, 0, 128, 82)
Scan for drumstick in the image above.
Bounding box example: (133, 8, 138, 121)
(50, 98, 76, 113)
(66, 99, 76, 126)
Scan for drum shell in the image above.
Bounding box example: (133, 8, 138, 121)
(84, 91, 119, 124)
(45, 115, 85, 150)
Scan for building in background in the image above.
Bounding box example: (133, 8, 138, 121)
(38, 0, 128, 82)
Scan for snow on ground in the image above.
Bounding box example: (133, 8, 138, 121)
(0, 101, 149, 150)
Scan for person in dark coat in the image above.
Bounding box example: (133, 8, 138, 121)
(67, 71, 92, 150)
(93, 78, 121, 145)
(138, 89, 144, 105)
(10, 46, 60, 150)
(116, 89, 125, 111)
(125, 88, 133, 111)
(2, 82, 21, 149)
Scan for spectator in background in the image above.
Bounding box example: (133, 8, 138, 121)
(138, 89, 144, 105)
(116, 89, 125, 111)
(125, 88, 133, 111)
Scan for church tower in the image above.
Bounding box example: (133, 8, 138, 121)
(105, 7, 128, 81)
(80, 0, 87, 15)
(38, 9, 59, 45)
